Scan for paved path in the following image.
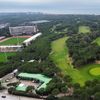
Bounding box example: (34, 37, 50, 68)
(0, 91, 42, 100)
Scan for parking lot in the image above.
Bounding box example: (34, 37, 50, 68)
(0, 73, 42, 100)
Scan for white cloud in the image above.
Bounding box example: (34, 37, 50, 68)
(0, 0, 100, 14)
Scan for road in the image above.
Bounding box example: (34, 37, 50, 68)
(0, 92, 42, 100)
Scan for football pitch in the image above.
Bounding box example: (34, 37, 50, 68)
(0, 37, 28, 45)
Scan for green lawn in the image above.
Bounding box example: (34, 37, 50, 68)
(79, 26, 91, 34)
(0, 37, 27, 45)
(89, 67, 100, 76)
(0, 52, 15, 62)
(51, 37, 100, 86)
(94, 37, 100, 46)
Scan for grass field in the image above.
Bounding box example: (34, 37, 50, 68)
(0, 52, 16, 62)
(0, 37, 27, 45)
(94, 37, 100, 46)
(51, 37, 100, 86)
(79, 26, 91, 34)
(89, 67, 100, 76)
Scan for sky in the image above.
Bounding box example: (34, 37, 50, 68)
(0, 0, 100, 14)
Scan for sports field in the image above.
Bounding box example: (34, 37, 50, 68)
(51, 37, 100, 86)
(79, 26, 91, 34)
(0, 37, 28, 45)
(0, 52, 16, 62)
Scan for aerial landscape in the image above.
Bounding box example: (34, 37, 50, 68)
(0, 0, 100, 100)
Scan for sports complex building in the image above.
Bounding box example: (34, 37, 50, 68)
(0, 24, 41, 52)
(0, 33, 42, 52)
(9, 25, 39, 36)
(16, 73, 52, 92)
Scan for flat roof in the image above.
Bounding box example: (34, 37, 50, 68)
(0, 45, 22, 48)
(16, 83, 27, 92)
(18, 73, 52, 90)
(23, 33, 42, 43)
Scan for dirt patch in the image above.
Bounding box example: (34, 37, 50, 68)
(0, 37, 11, 43)
(95, 60, 100, 64)
(13, 35, 32, 38)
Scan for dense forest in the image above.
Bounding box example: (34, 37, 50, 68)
(67, 32, 100, 67)
(46, 79, 100, 100)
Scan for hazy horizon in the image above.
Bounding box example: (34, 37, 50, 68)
(0, 0, 100, 14)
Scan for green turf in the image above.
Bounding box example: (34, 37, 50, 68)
(0, 37, 27, 45)
(89, 67, 100, 76)
(94, 37, 100, 46)
(50, 37, 100, 86)
(0, 52, 15, 62)
(79, 26, 91, 34)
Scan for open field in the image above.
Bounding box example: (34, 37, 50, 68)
(0, 52, 15, 62)
(0, 37, 28, 45)
(79, 26, 91, 34)
(51, 37, 100, 86)
(94, 37, 100, 46)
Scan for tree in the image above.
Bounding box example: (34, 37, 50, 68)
(52, 88, 60, 96)
(26, 86, 34, 93)
(61, 86, 68, 96)
(46, 95, 58, 100)
(38, 88, 45, 96)
(73, 83, 80, 89)
(64, 75, 72, 83)
(94, 92, 100, 100)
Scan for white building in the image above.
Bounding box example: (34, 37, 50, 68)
(9, 25, 39, 36)
(0, 45, 22, 52)
(23, 32, 42, 46)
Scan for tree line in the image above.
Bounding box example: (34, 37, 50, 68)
(67, 32, 100, 67)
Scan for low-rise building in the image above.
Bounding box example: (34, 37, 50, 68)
(0, 45, 23, 52)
